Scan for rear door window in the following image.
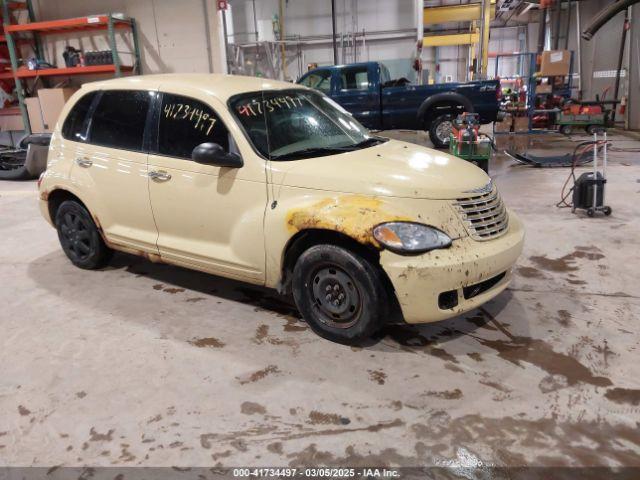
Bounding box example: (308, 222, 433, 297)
(88, 90, 152, 152)
(61, 91, 98, 142)
(154, 93, 229, 160)
(339, 66, 369, 91)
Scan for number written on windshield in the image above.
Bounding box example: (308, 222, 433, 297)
(236, 95, 304, 117)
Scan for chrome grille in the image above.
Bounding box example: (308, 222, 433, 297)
(454, 186, 509, 240)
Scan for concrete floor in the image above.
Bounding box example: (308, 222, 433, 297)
(1, 130, 639, 470)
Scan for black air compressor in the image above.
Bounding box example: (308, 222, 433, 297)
(570, 132, 612, 217)
(573, 172, 605, 209)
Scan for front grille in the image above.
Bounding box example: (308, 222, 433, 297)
(454, 186, 509, 240)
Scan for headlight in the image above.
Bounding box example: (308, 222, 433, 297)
(373, 222, 451, 255)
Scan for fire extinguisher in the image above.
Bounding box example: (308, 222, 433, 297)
(619, 96, 626, 115)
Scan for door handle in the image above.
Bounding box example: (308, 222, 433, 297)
(149, 170, 172, 182)
(75, 157, 93, 168)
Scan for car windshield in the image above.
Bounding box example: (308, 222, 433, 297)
(229, 89, 386, 160)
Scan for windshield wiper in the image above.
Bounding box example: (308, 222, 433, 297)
(348, 136, 387, 149)
(270, 146, 354, 160)
(269, 137, 387, 160)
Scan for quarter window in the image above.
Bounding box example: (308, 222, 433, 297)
(156, 93, 229, 159)
(299, 70, 331, 94)
(88, 90, 151, 152)
(339, 66, 369, 91)
(61, 91, 97, 142)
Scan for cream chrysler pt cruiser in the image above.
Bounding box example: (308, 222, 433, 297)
(38, 74, 524, 343)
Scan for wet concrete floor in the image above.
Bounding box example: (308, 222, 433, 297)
(0, 130, 639, 469)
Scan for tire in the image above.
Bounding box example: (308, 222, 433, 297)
(586, 125, 600, 135)
(428, 114, 454, 149)
(559, 125, 572, 135)
(55, 200, 113, 269)
(292, 244, 390, 343)
(587, 208, 595, 217)
(603, 206, 612, 216)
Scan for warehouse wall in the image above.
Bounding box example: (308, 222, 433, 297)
(31, 0, 218, 75)
(229, 0, 526, 83)
(532, 0, 640, 129)
(26, 0, 640, 130)
(228, 0, 418, 81)
(30, 0, 526, 84)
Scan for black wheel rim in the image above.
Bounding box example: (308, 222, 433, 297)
(309, 265, 362, 329)
(59, 212, 94, 262)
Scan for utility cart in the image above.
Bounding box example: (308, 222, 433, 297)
(449, 113, 492, 173)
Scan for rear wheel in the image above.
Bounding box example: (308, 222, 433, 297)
(55, 200, 113, 269)
(292, 244, 390, 343)
(429, 114, 454, 149)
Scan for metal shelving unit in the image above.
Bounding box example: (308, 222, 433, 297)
(493, 51, 574, 136)
(0, 1, 141, 134)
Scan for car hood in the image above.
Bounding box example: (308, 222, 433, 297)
(269, 139, 491, 200)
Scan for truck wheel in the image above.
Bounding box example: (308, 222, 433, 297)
(559, 125, 572, 135)
(55, 200, 113, 270)
(292, 244, 390, 344)
(429, 114, 454, 149)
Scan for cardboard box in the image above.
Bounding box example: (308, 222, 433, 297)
(36, 88, 77, 132)
(513, 116, 530, 132)
(494, 114, 513, 133)
(535, 84, 553, 94)
(26, 97, 46, 133)
(0, 110, 24, 131)
(540, 50, 571, 77)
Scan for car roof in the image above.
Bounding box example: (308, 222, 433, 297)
(80, 73, 306, 102)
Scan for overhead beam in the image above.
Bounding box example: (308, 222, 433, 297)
(423, 1, 496, 25)
(423, 31, 480, 47)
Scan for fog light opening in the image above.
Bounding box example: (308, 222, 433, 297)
(438, 290, 458, 310)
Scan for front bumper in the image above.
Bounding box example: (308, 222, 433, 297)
(381, 209, 524, 324)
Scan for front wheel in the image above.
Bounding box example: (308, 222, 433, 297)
(292, 244, 391, 343)
(55, 200, 113, 269)
(428, 114, 454, 149)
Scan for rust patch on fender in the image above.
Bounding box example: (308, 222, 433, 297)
(285, 195, 410, 247)
(39, 190, 50, 201)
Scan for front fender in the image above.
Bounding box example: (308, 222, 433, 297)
(263, 188, 468, 288)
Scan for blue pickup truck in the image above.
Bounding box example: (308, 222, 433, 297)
(297, 61, 500, 148)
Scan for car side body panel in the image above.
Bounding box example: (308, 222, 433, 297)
(146, 83, 268, 283)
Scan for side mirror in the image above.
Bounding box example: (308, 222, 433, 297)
(192, 142, 243, 168)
